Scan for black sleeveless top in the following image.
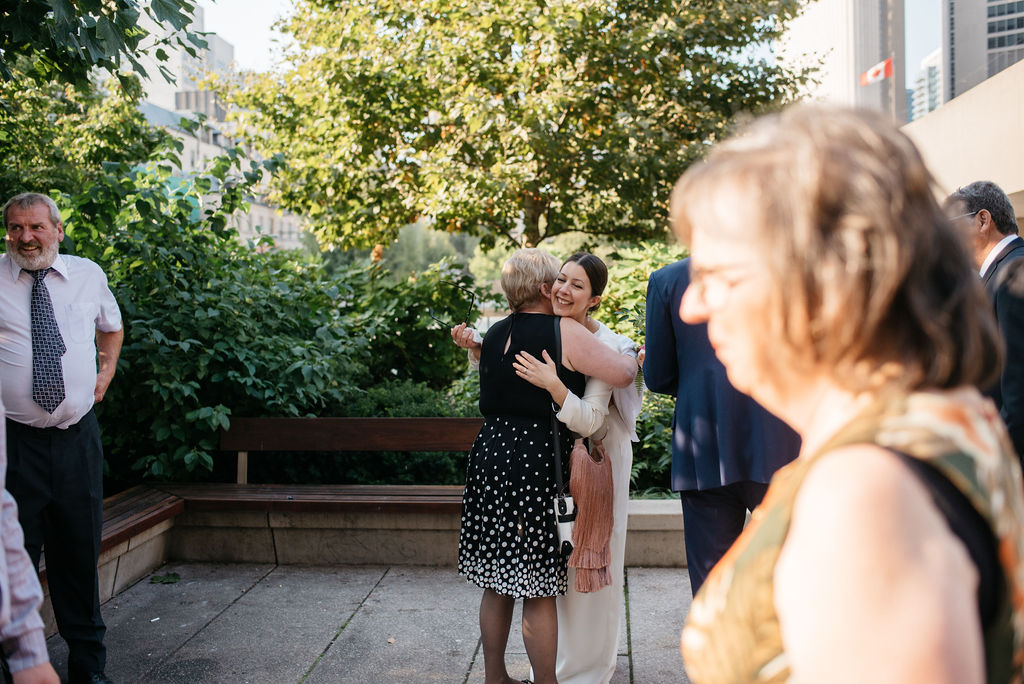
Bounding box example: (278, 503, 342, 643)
(478, 313, 586, 419)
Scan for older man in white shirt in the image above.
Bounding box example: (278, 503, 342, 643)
(0, 193, 122, 684)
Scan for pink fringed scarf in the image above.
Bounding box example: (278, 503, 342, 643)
(568, 440, 614, 593)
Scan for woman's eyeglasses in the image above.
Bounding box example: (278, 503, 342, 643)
(688, 263, 756, 311)
(428, 281, 478, 328)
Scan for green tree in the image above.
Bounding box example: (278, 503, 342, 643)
(65, 147, 374, 481)
(0, 74, 173, 201)
(226, 0, 809, 250)
(0, 0, 204, 90)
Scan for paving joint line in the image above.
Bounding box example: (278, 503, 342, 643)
(298, 566, 392, 683)
(624, 568, 635, 684)
(133, 562, 278, 684)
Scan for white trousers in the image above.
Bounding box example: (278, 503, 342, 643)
(555, 413, 633, 684)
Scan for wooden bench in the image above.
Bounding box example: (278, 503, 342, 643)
(100, 484, 185, 550)
(153, 416, 484, 515)
(218, 416, 484, 486)
(152, 417, 485, 565)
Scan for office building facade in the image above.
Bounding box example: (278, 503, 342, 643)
(778, 0, 907, 122)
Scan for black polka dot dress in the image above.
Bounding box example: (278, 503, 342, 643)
(458, 313, 585, 599)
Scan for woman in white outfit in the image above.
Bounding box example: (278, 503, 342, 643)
(513, 253, 641, 684)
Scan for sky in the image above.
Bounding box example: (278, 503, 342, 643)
(199, 0, 942, 82)
(198, 0, 292, 73)
(905, 0, 941, 83)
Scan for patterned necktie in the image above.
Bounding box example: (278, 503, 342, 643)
(29, 268, 66, 413)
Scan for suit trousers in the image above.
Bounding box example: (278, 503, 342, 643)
(6, 411, 106, 676)
(680, 480, 770, 595)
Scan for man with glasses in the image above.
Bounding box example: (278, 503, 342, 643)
(947, 180, 1024, 460)
(642, 258, 800, 594)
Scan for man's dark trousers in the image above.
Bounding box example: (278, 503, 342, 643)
(5, 410, 106, 676)
(680, 481, 771, 591)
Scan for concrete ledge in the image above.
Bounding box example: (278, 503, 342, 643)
(168, 498, 686, 568)
(624, 499, 686, 567)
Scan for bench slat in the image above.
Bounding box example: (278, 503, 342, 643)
(158, 483, 465, 514)
(220, 417, 484, 452)
(101, 486, 184, 551)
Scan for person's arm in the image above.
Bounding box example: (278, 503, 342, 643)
(451, 323, 483, 368)
(12, 663, 59, 684)
(512, 350, 612, 438)
(995, 282, 1024, 456)
(642, 271, 679, 396)
(0, 488, 53, 680)
(561, 317, 636, 387)
(775, 445, 984, 684)
(94, 328, 123, 403)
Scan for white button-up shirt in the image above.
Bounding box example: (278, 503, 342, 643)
(980, 234, 1020, 278)
(0, 253, 122, 429)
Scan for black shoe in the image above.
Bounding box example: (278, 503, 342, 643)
(69, 672, 114, 684)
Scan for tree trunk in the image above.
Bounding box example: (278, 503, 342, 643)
(522, 191, 544, 248)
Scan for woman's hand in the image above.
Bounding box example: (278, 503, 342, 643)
(589, 440, 609, 464)
(514, 350, 561, 393)
(451, 323, 482, 350)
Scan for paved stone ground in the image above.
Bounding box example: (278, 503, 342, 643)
(45, 562, 692, 683)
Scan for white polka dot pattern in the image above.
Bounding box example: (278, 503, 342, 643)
(458, 416, 569, 598)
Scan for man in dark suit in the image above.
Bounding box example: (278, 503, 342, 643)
(947, 181, 1024, 458)
(643, 258, 800, 593)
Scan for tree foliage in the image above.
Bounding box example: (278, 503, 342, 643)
(0, 0, 204, 90)
(0, 74, 172, 202)
(226, 0, 808, 250)
(62, 143, 480, 483)
(65, 148, 365, 480)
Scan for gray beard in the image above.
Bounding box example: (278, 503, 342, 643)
(8, 243, 58, 271)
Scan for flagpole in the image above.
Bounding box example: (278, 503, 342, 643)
(890, 53, 896, 123)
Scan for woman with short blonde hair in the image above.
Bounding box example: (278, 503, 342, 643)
(500, 248, 561, 312)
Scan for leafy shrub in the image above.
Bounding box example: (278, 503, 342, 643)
(59, 137, 487, 485)
(333, 257, 480, 390)
(629, 391, 676, 496)
(66, 149, 369, 482)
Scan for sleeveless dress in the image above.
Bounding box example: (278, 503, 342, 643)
(680, 388, 1024, 683)
(458, 312, 586, 598)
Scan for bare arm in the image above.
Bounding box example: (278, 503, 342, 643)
(513, 350, 611, 438)
(775, 445, 984, 684)
(94, 328, 123, 403)
(560, 318, 636, 387)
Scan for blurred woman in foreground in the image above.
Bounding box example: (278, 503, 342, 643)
(673, 105, 1024, 683)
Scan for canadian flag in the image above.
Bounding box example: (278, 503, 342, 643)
(859, 57, 894, 86)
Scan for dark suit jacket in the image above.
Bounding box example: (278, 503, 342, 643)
(983, 236, 1024, 456)
(643, 259, 800, 492)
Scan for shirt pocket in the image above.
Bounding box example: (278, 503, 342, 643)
(64, 302, 98, 344)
